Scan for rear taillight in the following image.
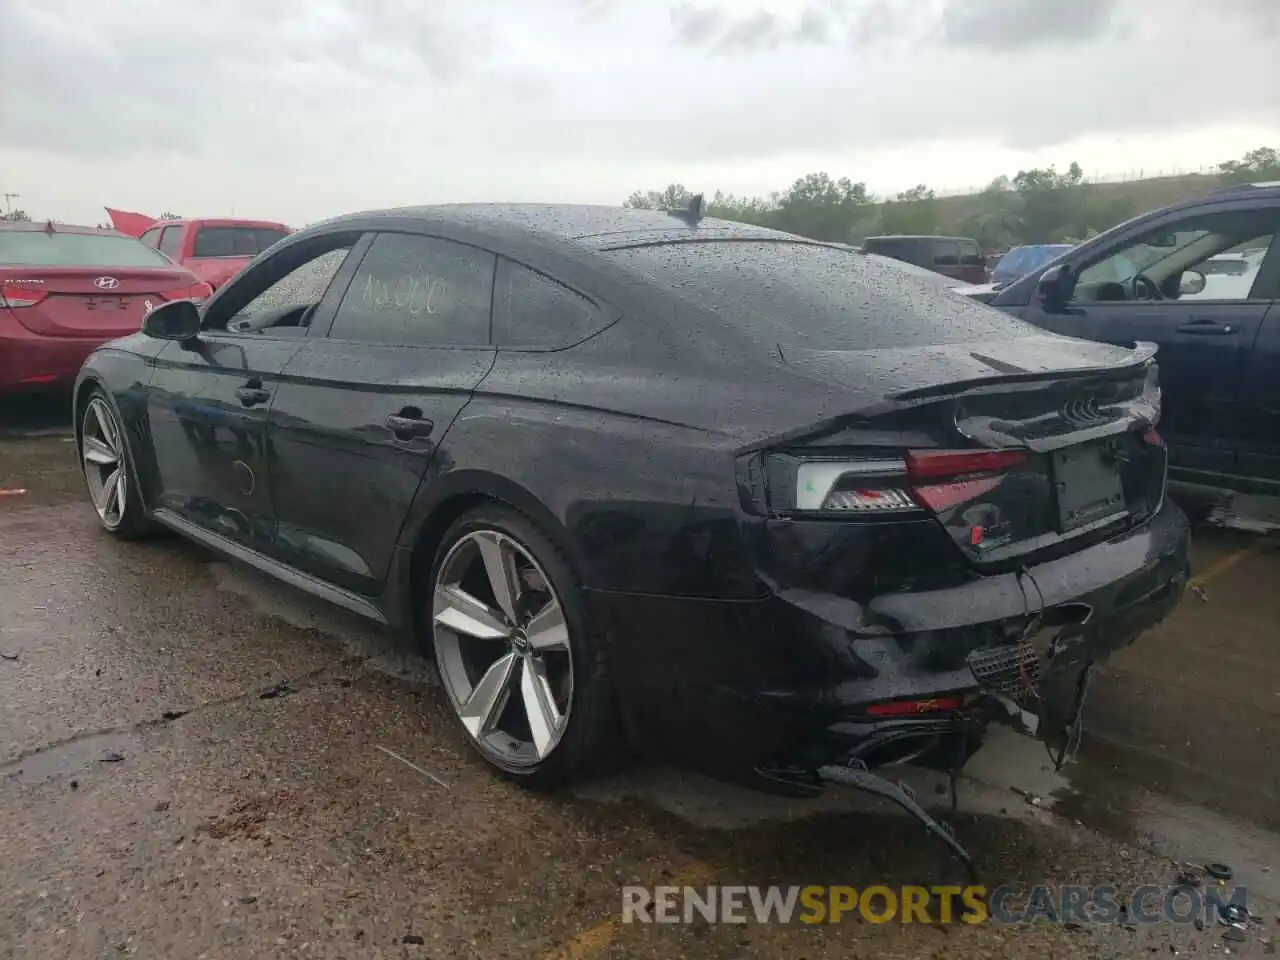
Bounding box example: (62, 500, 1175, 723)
(772, 448, 1027, 516)
(905, 449, 1028, 513)
(0, 284, 48, 308)
(865, 696, 965, 717)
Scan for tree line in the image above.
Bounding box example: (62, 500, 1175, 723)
(0, 210, 182, 226)
(4, 147, 1277, 248)
(624, 147, 1280, 252)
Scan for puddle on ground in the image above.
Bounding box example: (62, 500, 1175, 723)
(0, 731, 144, 786)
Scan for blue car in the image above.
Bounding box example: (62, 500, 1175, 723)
(990, 244, 1074, 287)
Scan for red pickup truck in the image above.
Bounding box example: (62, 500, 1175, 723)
(134, 218, 292, 290)
(103, 210, 291, 291)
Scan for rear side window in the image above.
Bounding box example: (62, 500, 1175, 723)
(158, 226, 184, 259)
(493, 259, 602, 349)
(606, 241, 1038, 350)
(0, 231, 174, 267)
(192, 226, 289, 258)
(932, 239, 961, 266)
(139, 227, 161, 248)
(327, 233, 495, 346)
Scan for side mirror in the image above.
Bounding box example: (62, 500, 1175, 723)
(142, 300, 201, 341)
(1178, 270, 1207, 296)
(1037, 263, 1071, 306)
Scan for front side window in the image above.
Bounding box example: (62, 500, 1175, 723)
(1073, 209, 1280, 303)
(234, 248, 353, 326)
(204, 233, 358, 333)
(958, 239, 984, 266)
(158, 226, 184, 259)
(327, 233, 495, 346)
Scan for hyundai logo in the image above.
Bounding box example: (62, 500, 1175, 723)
(94, 276, 120, 290)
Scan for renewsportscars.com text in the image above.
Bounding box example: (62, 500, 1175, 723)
(621, 884, 1249, 925)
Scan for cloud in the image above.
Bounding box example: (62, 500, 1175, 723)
(670, 2, 865, 52)
(0, 0, 494, 162)
(0, 0, 1277, 225)
(939, 0, 1119, 50)
(670, 2, 727, 45)
(667, 0, 1274, 54)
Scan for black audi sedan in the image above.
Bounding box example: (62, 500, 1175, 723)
(74, 204, 1189, 805)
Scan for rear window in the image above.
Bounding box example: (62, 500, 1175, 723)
(0, 231, 174, 268)
(606, 240, 1037, 350)
(192, 226, 289, 258)
(863, 238, 927, 264)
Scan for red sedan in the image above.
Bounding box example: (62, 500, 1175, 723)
(0, 222, 212, 394)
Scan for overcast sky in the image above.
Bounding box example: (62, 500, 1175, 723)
(1, 0, 1277, 226)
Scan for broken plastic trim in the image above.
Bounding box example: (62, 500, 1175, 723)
(817, 759, 976, 883)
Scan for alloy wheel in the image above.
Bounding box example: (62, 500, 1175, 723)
(81, 397, 128, 529)
(433, 529, 574, 766)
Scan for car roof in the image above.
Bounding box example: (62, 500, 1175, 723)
(158, 218, 291, 231)
(315, 203, 799, 251)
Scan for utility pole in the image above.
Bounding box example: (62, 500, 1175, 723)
(2, 193, 19, 214)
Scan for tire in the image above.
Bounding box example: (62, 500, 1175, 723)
(427, 503, 617, 789)
(78, 387, 157, 540)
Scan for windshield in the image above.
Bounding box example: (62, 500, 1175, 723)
(606, 240, 1040, 351)
(993, 244, 1071, 281)
(0, 231, 175, 268)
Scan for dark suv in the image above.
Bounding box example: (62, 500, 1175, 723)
(862, 235, 988, 284)
(989, 181, 1280, 505)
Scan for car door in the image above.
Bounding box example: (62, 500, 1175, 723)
(1016, 202, 1280, 482)
(266, 231, 498, 596)
(144, 232, 363, 553)
(1227, 244, 1280, 486)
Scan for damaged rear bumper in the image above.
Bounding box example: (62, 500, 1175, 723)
(595, 498, 1190, 794)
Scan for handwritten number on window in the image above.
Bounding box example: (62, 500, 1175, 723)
(360, 272, 448, 316)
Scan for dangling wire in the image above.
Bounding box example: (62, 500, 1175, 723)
(1015, 565, 1046, 702)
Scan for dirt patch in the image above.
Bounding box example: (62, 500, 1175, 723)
(199, 789, 304, 841)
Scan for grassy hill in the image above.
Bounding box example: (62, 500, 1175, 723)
(919, 172, 1224, 236)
